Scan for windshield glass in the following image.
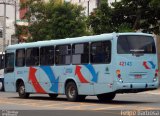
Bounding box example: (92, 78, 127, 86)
(117, 35, 156, 54)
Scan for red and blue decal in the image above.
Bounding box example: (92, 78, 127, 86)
(75, 65, 89, 83)
(29, 66, 59, 93)
(75, 64, 98, 83)
(40, 66, 59, 93)
(143, 61, 156, 69)
(29, 67, 46, 93)
(84, 64, 98, 83)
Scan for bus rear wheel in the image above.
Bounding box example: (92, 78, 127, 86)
(97, 93, 116, 102)
(18, 82, 29, 98)
(49, 94, 58, 99)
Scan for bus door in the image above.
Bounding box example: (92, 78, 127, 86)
(117, 35, 157, 84)
(4, 52, 16, 92)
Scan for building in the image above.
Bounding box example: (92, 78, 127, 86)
(66, 0, 100, 16)
(66, 0, 121, 16)
(0, 0, 19, 52)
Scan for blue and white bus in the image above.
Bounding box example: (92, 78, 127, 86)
(4, 32, 159, 102)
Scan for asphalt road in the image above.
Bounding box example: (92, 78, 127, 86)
(0, 89, 160, 116)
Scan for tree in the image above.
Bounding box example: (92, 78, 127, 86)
(20, 0, 90, 42)
(88, 0, 115, 35)
(88, 0, 160, 34)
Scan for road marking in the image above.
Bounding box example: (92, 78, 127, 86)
(92, 110, 120, 116)
(63, 104, 98, 110)
(39, 102, 72, 108)
(92, 106, 123, 110)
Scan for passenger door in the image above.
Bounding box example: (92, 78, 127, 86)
(4, 52, 16, 92)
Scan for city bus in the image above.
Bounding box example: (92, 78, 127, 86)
(4, 32, 159, 102)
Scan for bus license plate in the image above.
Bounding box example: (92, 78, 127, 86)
(134, 75, 142, 79)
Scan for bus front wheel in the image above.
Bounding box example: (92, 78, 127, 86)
(65, 81, 79, 102)
(97, 93, 116, 102)
(18, 82, 29, 98)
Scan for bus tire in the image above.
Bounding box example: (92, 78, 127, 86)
(97, 93, 116, 102)
(65, 81, 79, 102)
(18, 82, 29, 98)
(49, 94, 58, 99)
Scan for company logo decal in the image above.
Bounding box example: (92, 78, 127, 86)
(143, 61, 156, 69)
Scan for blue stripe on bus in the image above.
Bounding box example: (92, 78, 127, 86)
(40, 66, 59, 93)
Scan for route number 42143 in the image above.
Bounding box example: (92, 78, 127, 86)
(119, 61, 132, 66)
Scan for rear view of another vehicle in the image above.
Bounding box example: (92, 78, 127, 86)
(115, 33, 159, 93)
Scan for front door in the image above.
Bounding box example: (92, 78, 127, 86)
(4, 52, 16, 92)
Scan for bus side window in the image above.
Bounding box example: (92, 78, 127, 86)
(40, 46, 54, 66)
(90, 41, 111, 64)
(16, 49, 25, 67)
(72, 43, 89, 64)
(26, 48, 39, 66)
(55, 45, 71, 65)
(5, 53, 14, 73)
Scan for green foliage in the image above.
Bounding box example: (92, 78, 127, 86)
(88, 1, 115, 35)
(20, 0, 90, 42)
(88, 0, 160, 34)
(16, 26, 28, 36)
(117, 23, 134, 32)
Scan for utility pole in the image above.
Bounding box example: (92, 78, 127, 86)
(87, 0, 90, 16)
(3, 0, 6, 52)
(15, 0, 17, 35)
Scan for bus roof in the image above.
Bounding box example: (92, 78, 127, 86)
(6, 32, 153, 50)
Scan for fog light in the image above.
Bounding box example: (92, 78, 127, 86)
(153, 77, 157, 82)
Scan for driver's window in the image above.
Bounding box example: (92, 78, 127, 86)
(5, 53, 14, 73)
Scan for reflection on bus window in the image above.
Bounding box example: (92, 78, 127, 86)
(16, 49, 25, 67)
(26, 48, 39, 66)
(40, 46, 54, 66)
(5, 53, 14, 73)
(72, 43, 89, 64)
(55, 45, 71, 65)
(91, 41, 111, 64)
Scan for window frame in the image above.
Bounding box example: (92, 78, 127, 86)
(90, 40, 111, 64)
(4, 52, 15, 73)
(72, 42, 89, 65)
(15, 49, 25, 67)
(117, 35, 156, 54)
(55, 44, 71, 65)
(40, 46, 55, 66)
(26, 47, 40, 67)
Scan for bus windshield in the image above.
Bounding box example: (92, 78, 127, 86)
(117, 35, 156, 54)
